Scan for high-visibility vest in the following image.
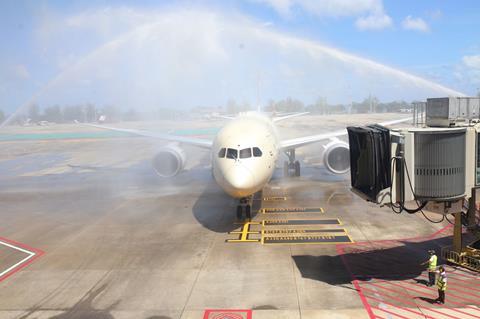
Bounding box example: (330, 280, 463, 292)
(437, 272, 447, 291)
(428, 255, 437, 271)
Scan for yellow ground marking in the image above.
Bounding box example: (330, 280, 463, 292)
(262, 228, 346, 235)
(262, 239, 353, 245)
(227, 222, 261, 243)
(227, 215, 353, 245)
(262, 218, 342, 226)
(260, 207, 324, 213)
(262, 196, 287, 201)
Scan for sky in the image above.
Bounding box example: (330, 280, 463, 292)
(1, 0, 479, 114)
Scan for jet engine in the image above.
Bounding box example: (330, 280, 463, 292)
(152, 145, 186, 177)
(323, 140, 350, 174)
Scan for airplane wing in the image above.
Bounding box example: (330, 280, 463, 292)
(273, 112, 310, 122)
(85, 124, 213, 149)
(212, 115, 236, 120)
(279, 117, 411, 150)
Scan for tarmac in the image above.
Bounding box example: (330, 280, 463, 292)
(0, 113, 478, 319)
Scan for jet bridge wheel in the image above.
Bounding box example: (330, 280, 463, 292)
(294, 160, 301, 177)
(283, 161, 289, 177)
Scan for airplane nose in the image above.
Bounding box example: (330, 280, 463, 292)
(223, 164, 256, 197)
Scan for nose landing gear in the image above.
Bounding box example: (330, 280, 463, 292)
(237, 197, 252, 220)
(283, 149, 300, 177)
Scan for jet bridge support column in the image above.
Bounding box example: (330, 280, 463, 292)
(467, 187, 479, 230)
(453, 212, 463, 253)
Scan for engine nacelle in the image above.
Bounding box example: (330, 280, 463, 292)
(323, 140, 350, 175)
(152, 145, 186, 177)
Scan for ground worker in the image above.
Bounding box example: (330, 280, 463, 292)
(421, 250, 437, 286)
(435, 266, 447, 304)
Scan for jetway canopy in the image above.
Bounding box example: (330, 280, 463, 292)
(347, 125, 391, 202)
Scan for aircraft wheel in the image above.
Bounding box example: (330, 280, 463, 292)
(294, 161, 301, 177)
(245, 205, 251, 220)
(236, 206, 243, 220)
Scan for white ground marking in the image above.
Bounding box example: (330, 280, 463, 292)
(0, 240, 36, 278)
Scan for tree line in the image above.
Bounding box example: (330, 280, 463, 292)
(227, 96, 414, 114)
(5, 93, 477, 125)
(1, 104, 188, 124)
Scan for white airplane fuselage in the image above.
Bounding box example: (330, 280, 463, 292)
(212, 113, 279, 198)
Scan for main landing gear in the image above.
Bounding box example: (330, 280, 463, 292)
(236, 197, 252, 220)
(283, 149, 300, 177)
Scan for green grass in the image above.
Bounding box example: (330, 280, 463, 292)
(0, 127, 220, 141)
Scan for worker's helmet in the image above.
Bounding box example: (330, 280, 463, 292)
(428, 250, 435, 255)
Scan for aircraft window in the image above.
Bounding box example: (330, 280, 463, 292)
(218, 148, 226, 158)
(226, 148, 238, 159)
(253, 147, 262, 157)
(240, 148, 252, 159)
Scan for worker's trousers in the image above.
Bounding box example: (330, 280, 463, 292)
(437, 290, 445, 303)
(428, 271, 435, 286)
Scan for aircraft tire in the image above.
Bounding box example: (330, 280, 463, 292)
(245, 205, 251, 219)
(236, 206, 243, 220)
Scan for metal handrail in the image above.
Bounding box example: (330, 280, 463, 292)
(442, 246, 480, 272)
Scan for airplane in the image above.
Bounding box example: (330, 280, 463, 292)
(88, 112, 409, 219)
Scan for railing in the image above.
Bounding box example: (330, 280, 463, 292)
(412, 102, 426, 126)
(442, 246, 480, 272)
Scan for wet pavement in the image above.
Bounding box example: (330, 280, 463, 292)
(0, 114, 473, 319)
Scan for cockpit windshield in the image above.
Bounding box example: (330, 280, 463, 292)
(221, 147, 262, 160)
(218, 148, 226, 158)
(239, 148, 252, 159)
(226, 148, 238, 159)
(253, 147, 262, 157)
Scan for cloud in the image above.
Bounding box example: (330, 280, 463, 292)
(414, 55, 480, 95)
(21, 6, 464, 116)
(461, 55, 480, 89)
(463, 55, 480, 69)
(255, 0, 383, 17)
(402, 15, 429, 32)
(253, 0, 393, 30)
(11, 64, 30, 80)
(355, 12, 392, 30)
(0, 64, 30, 82)
(65, 6, 152, 36)
(253, 0, 292, 17)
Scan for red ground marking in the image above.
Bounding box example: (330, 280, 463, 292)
(360, 280, 480, 319)
(417, 273, 480, 296)
(386, 279, 480, 306)
(365, 293, 437, 319)
(337, 225, 480, 319)
(337, 244, 376, 319)
(0, 236, 44, 283)
(371, 305, 413, 319)
(445, 266, 480, 279)
(203, 309, 252, 319)
(360, 285, 465, 319)
(417, 272, 480, 293)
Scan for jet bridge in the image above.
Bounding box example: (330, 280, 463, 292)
(347, 97, 480, 272)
